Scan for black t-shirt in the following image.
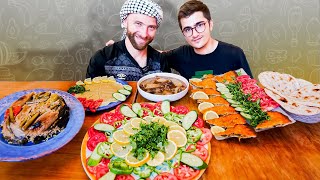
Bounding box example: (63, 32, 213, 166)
(86, 39, 169, 81)
(162, 41, 253, 79)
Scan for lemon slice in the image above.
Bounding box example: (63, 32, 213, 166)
(130, 118, 147, 128)
(167, 130, 187, 147)
(143, 116, 154, 123)
(92, 77, 101, 84)
(123, 123, 139, 135)
(169, 125, 186, 135)
(164, 120, 179, 127)
(75, 80, 85, 86)
(198, 102, 214, 113)
(151, 116, 167, 125)
(147, 151, 165, 167)
(84, 78, 92, 85)
(125, 151, 150, 167)
(191, 91, 209, 100)
(113, 130, 130, 145)
(163, 140, 177, 160)
(210, 126, 225, 135)
(203, 110, 219, 120)
(110, 142, 132, 158)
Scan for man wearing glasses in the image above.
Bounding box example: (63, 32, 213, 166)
(163, 0, 253, 79)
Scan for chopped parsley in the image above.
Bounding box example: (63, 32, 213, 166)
(129, 122, 169, 160)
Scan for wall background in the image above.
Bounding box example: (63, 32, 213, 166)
(0, 0, 319, 82)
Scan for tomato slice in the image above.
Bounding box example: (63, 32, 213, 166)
(100, 112, 123, 128)
(115, 174, 135, 180)
(174, 163, 200, 180)
(171, 105, 189, 115)
(95, 158, 110, 179)
(87, 133, 107, 151)
(88, 126, 105, 138)
(197, 128, 212, 146)
(86, 158, 110, 179)
(192, 145, 208, 161)
(154, 172, 178, 180)
(192, 117, 204, 128)
(140, 103, 155, 111)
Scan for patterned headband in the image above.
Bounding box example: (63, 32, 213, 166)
(120, 0, 163, 28)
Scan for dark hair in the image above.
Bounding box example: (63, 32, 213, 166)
(178, 0, 211, 29)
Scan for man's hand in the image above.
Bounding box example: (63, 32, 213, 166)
(105, 40, 115, 46)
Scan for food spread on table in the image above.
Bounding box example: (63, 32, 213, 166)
(1, 91, 70, 145)
(190, 70, 295, 140)
(81, 101, 211, 180)
(68, 76, 132, 112)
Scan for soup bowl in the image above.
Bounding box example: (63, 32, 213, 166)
(137, 73, 189, 102)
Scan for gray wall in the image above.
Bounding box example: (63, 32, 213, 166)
(0, 0, 319, 82)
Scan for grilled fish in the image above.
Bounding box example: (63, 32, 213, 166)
(256, 111, 291, 130)
(197, 96, 229, 107)
(202, 106, 237, 116)
(206, 114, 247, 127)
(215, 124, 256, 139)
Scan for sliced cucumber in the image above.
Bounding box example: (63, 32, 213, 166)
(99, 171, 116, 180)
(132, 103, 142, 114)
(226, 99, 239, 104)
(215, 82, 226, 88)
(120, 105, 137, 118)
(223, 93, 233, 99)
(94, 123, 115, 132)
(112, 92, 126, 101)
(87, 142, 103, 166)
(231, 103, 242, 108)
(180, 152, 208, 170)
(217, 87, 229, 93)
(182, 111, 198, 130)
(123, 85, 133, 91)
(235, 107, 247, 112)
(118, 89, 131, 96)
(161, 100, 171, 114)
(240, 112, 252, 120)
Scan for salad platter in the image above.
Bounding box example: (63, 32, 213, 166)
(68, 76, 132, 112)
(81, 101, 211, 180)
(189, 70, 295, 140)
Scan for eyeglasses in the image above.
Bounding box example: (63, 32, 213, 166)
(182, 21, 208, 37)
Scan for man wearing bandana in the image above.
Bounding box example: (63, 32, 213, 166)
(86, 0, 169, 81)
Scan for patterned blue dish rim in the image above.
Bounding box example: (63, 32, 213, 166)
(0, 88, 85, 162)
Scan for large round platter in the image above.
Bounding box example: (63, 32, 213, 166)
(80, 103, 211, 180)
(0, 88, 85, 162)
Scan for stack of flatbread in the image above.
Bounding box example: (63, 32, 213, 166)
(258, 71, 320, 116)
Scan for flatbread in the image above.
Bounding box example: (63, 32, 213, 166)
(258, 71, 320, 115)
(264, 89, 320, 115)
(289, 84, 320, 107)
(258, 71, 303, 95)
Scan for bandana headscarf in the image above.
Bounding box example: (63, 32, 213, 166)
(119, 0, 163, 40)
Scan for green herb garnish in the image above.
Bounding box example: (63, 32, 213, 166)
(67, 85, 86, 94)
(129, 122, 169, 160)
(226, 83, 269, 127)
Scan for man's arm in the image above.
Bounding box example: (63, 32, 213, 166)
(86, 49, 108, 78)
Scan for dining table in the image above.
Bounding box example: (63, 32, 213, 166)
(0, 81, 319, 180)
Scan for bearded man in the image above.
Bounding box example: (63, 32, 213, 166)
(86, 0, 168, 81)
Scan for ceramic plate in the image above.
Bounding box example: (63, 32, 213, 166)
(78, 79, 129, 112)
(0, 88, 85, 162)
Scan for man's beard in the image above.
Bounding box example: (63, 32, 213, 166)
(127, 31, 153, 50)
